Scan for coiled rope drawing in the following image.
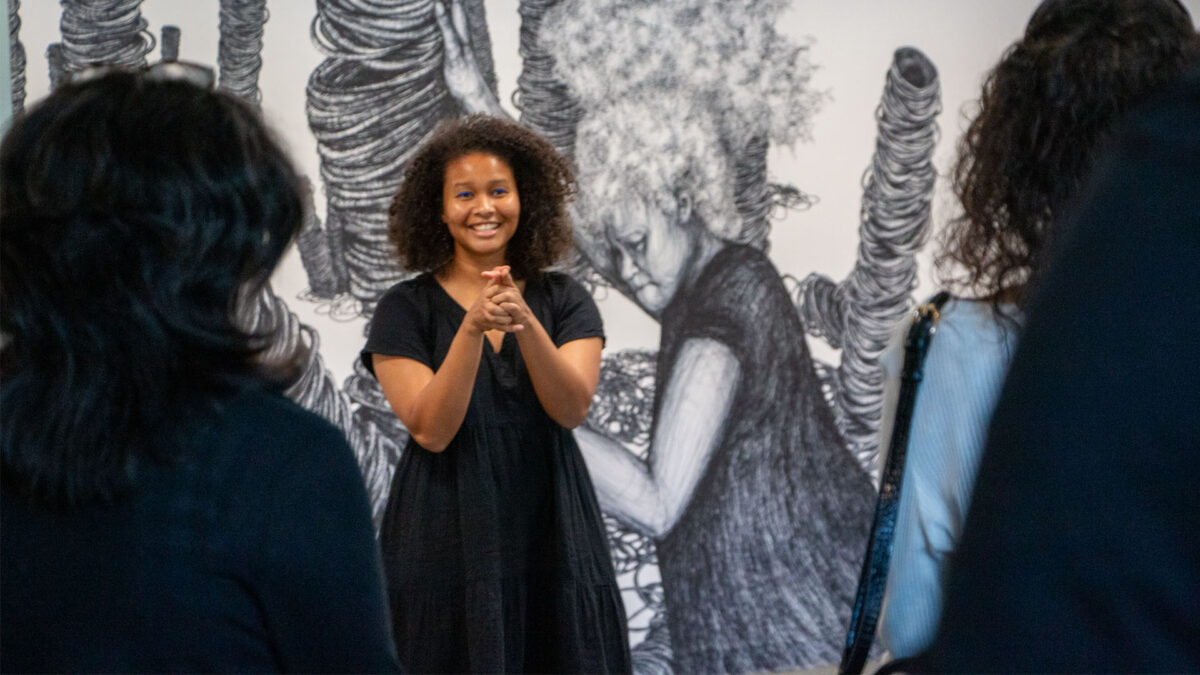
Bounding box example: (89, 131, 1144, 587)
(8, 0, 25, 113)
(303, 0, 496, 311)
(218, 0, 266, 104)
(57, 0, 153, 75)
(792, 47, 941, 473)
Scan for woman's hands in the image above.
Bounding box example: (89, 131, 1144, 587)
(463, 266, 530, 336)
(485, 266, 532, 330)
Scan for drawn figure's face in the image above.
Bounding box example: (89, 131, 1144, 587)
(442, 152, 520, 262)
(606, 196, 695, 316)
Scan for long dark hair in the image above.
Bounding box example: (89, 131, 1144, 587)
(938, 0, 1196, 308)
(1, 71, 305, 506)
(387, 114, 576, 281)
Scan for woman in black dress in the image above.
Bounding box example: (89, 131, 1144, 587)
(362, 114, 630, 673)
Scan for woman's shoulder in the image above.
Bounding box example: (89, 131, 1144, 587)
(378, 273, 436, 302)
(934, 298, 1021, 351)
(694, 244, 780, 303)
(200, 387, 364, 502)
(215, 386, 350, 457)
(537, 269, 587, 291)
(880, 296, 1020, 375)
(533, 270, 595, 305)
(372, 273, 439, 319)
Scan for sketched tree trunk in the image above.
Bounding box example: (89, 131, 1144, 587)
(215, 0, 352, 436)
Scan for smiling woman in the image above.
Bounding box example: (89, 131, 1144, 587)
(441, 152, 522, 263)
(386, 114, 574, 282)
(360, 114, 631, 673)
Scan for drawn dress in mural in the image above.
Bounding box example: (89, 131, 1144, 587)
(361, 273, 631, 673)
(652, 245, 875, 671)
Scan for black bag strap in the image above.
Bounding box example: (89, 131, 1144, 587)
(839, 291, 951, 675)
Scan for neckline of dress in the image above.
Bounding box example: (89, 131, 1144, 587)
(426, 274, 517, 356)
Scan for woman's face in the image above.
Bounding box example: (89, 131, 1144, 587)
(605, 197, 695, 316)
(441, 152, 520, 263)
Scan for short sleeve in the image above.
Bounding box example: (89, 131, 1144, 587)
(361, 280, 433, 376)
(665, 246, 771, 353)
(546, 273, 605, 347)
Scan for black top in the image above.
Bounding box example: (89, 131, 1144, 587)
(920, 69, 1200, 672)
(362, 271, 630, 674)
(1, 386, 399, 673)
(654, 245, 876, 672)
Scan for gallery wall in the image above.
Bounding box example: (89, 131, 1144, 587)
(6, 1, 1196, 671)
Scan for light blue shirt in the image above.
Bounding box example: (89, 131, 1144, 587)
(875, 298, 1020, 658)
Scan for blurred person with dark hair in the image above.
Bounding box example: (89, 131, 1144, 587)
(877, 0, 1197, 658)
(920, 63, 1200, 672)
(0, 69, 398, 673)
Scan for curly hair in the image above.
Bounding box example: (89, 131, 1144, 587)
(387, 114, 576, 280)
(542, 0, 822, 252)
(1, 71, 305, 506)
(938, 0, 1196, 306)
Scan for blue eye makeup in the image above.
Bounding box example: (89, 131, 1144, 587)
(456, 191, 473, 199)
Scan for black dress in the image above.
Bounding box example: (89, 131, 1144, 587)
(362, 271, 631, 674)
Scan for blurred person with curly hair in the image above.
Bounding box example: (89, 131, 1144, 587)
(361, 114, 631, 673)
(878, 0, 1197, 658)
(0, 69, 398, 672)
(920, 63, 1200, 672)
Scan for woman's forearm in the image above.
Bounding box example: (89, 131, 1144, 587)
(515, 315, 601, 429)
(376, 321, 485, 452)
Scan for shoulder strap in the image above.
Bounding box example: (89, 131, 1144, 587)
(839, 291, 951, 674)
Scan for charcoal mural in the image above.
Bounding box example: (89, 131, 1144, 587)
(7, 0, 961, 671)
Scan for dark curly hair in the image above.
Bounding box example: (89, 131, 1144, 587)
(387, 114, 576, 280)
(938, 0, 1196, 307)
(1, 71, 305, 506)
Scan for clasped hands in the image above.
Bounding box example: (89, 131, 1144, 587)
(465, 266, 529, 335)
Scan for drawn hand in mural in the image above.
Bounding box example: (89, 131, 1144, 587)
(434, 0, 505, 117)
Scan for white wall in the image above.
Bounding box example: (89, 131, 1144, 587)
(21, 0, 1198, 378)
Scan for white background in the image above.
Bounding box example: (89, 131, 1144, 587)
(11, 0, 1200, 381)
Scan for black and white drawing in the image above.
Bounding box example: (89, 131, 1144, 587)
(7, 1, 942, 671)
(8, 0, 25, 114)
